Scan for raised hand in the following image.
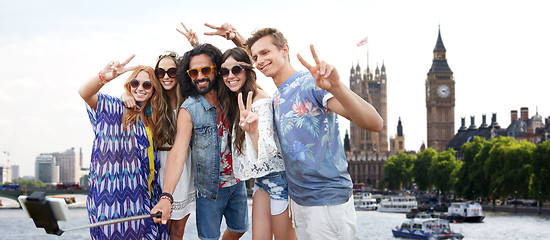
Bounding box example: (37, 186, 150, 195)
(297, 44, 341, 92)
(204, 22, 236, 40)
(100, 54, 140, 83)
(176, 22, 199, 47)
(238, 91, 258, 134)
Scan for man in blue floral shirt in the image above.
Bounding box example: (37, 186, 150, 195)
(246, 28, 383, 240)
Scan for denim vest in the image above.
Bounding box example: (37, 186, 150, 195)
(182, 95, 220, 199)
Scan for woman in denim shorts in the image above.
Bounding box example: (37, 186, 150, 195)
(218, 47, 296, 240)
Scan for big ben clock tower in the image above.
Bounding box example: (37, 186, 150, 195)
(426, 27, 455, 152)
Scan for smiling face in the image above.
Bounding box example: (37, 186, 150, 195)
(130, 71, 154, 103)
(222, 56, 247, 93)
(189, 54, 216, 95)
(157, 57, 178, 91)
(250, 35, 288, 78)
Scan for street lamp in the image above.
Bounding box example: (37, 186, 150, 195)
(492, 190, 495, 212)
(514, 190, 518, 214)
(538, 191, 542, 215)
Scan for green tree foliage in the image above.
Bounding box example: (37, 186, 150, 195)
(382, 153, 415, 190)
(485, 137, 534, 198)
(530, 140, 550, 201)
(413, 148, 437, 191)
(11, 178, 46, 188)
(429, 148, 460, 193)
(455, 136, 486, 199)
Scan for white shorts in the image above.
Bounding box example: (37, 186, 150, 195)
(291, 196, 357, 240)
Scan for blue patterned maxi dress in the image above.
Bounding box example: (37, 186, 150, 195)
(85, 93, 168, 239)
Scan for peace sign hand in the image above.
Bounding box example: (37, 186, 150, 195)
(297, 44, 341, 92)
(204, 22, 237, 40)
(238, 91, 258, 134)
(176, 22, 199, 47)
(100, 54, 140, 83)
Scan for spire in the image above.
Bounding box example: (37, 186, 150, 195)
(434, 25, 447, 52)
(429, 26, 452, 74)
(397, 117, 403, 137)
(344, 130, 351, 152)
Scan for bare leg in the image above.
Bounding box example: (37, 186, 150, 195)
(252, 189, 272, 240)
(272, 207, 296, 240)
(221, 229, 245, 240)
(169, 214, 190, 240)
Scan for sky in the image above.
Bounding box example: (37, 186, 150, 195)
(0, 0, 549, 176)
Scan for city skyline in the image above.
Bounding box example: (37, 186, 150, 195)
(1, 0, 549, 176)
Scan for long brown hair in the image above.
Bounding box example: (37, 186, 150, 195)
(122, 66, 163, 147)
(218, 47, 260, 155)
(153, 52, 185, 146)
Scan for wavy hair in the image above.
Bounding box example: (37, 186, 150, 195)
(219, 47, 261, 155)
(153, 52, 185, 146)
(122, 66, 163, 147)
(245, 27, 288, 52)
(177, 43, 223, 98)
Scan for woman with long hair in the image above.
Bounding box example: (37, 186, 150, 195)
(78, 55, 168, 239)
(219, 47, 296, 240)
(124, 51, 195, 240)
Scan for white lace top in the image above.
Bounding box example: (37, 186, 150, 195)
(232, 98, 286, 180)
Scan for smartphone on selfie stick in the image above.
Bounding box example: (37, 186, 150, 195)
(18, 191, 161, 236)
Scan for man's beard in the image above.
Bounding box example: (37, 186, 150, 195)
(193, 77, 216, 95)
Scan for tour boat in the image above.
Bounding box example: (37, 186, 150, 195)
(377, 195, 418, 213)
(392, 213, 464, 240)
(445, 201, 485, 223)
(353, 192, 378, 210)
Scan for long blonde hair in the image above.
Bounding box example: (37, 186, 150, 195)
(122, 66, 163, 147)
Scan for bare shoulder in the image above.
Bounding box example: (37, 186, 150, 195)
(253, 89, 271, 102)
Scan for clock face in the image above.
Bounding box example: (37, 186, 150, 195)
(437, 84, 450, 98)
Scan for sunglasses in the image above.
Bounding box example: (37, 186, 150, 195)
(130, 79, 153, 90)
(186, 66, 215, 79)
(155, 68, 177, 78)
(158, 51, 178, 59)
(220, 65, 249, 77)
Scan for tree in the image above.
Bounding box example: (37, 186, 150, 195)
(12, 178, 46, 188)
(382, 153, 415, 190)
(413, 148, 436, 191)
(429, 148, 460, 193)
(530, 140, 550, 201)
(485, 137, 534, 198)
(455, 136, 486, 199)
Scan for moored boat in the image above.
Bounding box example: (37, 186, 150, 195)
(392, 213, 464, 240)
(354, 192, 378, 210)
(378, 195, 417, 213)
(445, 201, 485, 223)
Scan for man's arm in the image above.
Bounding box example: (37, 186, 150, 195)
(152, 108, 193, 224)
(326, 87, 383, 132)
(297, 44, 383, 132)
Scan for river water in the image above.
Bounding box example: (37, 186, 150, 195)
(1, 199, 549, 239)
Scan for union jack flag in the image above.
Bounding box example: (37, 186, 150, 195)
(357, 37, 367, 47)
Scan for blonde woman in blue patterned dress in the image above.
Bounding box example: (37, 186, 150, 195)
(123, 51, 196, 240)
(78, 55, 169, 239)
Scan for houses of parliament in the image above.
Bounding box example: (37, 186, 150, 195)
(345, 28, 455, 188)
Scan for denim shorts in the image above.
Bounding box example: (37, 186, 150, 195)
(196, 181, 249, 240)
(254, 171, 289, 201)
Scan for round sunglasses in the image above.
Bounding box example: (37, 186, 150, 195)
(155, 68, 177, 79)
(220, 65, 249, 77)
(130, 79, 153, 90)
(186, 66, 215, 79)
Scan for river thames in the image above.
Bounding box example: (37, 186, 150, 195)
(2, 204, 550, 239)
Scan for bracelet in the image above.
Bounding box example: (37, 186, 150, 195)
(160, 195, 173, 205)
(98, 70, 108, 85)
(160, 192, 173, 204)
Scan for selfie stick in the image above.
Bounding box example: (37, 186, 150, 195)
(20, 191, 161, 236)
